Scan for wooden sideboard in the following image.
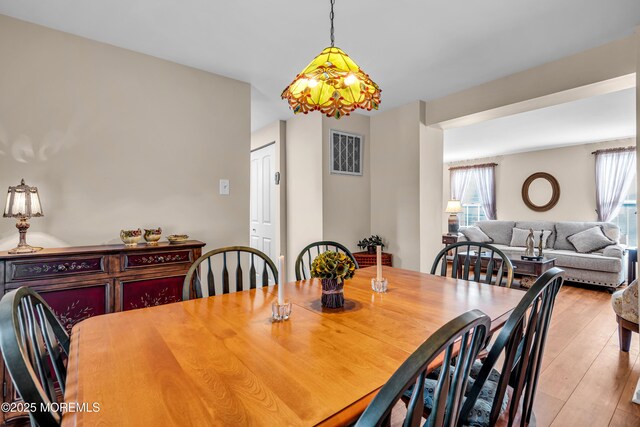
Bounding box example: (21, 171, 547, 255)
(0, 240, 205, 424)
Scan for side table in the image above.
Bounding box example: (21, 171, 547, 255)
(628, 247, 637, 284)
(353, 251, 393, 268)
(442, 233, 461, 246)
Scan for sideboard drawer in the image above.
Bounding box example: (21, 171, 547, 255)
(123, 250, 193, 270)
(6, 255, 106, 282)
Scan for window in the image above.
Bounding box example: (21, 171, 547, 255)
(611, 178, 637, 247)
(460, 175, 487, 227)
(330, 130, 363, 176)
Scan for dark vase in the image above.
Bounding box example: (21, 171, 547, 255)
(367, 245, 376, 254)
(321, 278, 344, 308)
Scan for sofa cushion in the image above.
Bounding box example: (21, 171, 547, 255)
(554, 221, 619, 250)
(544, 249, 622, 273)
(475, 221, 516, 246)
(514, 221, 557, 248)
(460, 226, 493, 243)
(567, 226, 614, 253)
(510, 228, 552, 249)
(406, 360, 508, 427)
(603, 245, 625, 259)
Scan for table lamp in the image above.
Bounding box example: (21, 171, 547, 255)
(445, 200, 463, 234)
(3, 179, 43, 254)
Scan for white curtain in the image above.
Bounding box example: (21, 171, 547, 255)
(450, 168, 472, 201)
(474, 165, 497, 220)
(595, 149, 636, 222)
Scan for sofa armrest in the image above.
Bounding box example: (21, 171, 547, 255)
(603, 244, 625, 259)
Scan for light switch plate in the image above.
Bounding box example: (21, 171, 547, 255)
(219, 179, 230, 195)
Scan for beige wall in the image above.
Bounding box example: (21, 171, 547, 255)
(419, 118, 444, 271)
(285, 113, 323, 279)
(443, 138, 636, 229)
(251, 120, 287, 261)
(425, 35, 636, 128)
(0, 15, 251, 251)
(370, 102, 422, 270)
(322, 114, 371, 252)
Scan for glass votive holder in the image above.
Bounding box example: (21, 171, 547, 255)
(371, 278, 388, 293)
(271, 300, 292, 321)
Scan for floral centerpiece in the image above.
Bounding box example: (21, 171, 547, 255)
(311, 251, 356, 308)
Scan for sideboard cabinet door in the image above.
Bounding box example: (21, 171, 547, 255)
(119, 275, 186, 311)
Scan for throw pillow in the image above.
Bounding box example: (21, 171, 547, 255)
(510, 228, 552, 249)
(460, 226, 493, 243)
(567, 226, 614, 253)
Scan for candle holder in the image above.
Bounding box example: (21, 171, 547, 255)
(371, 278, 388, 293)
(271, 299, 292, 322)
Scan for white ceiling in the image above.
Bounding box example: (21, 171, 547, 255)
(0, 0, 639, 132)
(444, 88, 636, 162)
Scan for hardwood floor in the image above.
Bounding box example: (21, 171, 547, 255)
(536, 284, 639, 427)
(389, 283, 640, 426)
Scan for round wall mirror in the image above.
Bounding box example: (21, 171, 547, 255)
(521, 172, 560, 212)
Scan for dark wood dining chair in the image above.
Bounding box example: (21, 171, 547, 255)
(295, 240, 359, 280)
(408, 267, 564, 427)
(355, 310, 491, 427)
(431, 241, 514, 288)
(459, 267, 564, 427)
(182, 246, 278, 300)
(0, 287, 70, 426)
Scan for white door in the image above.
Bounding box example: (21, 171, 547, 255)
(250, 144, 277, 266)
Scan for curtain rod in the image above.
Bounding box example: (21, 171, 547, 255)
(449, 162, 498, 171)
(591, 146, 635, 155)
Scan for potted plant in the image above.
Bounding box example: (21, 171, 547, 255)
(357, 235, 385, 254)
(311, 251, 356, 308)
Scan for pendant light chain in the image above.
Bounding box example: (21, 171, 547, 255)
(330, 0, 335, 47)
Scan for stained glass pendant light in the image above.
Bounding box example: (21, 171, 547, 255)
(281, 0, 381, 119)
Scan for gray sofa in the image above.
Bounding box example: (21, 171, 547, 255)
(458, 220, 626, 289)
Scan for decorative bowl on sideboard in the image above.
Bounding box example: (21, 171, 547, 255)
(167, 234, 189, 244)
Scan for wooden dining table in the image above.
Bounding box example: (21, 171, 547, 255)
(61, 266, 524, 426)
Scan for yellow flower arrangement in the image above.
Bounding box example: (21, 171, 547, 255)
(311, 250, 356, 281)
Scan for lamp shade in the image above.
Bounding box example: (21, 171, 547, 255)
(445, 200, 463, 214)
(3, 179, 43, 218)
(281, 46, 381, 119)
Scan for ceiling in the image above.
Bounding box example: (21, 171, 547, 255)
(0, 0, 639, 131)
(444, 88, 636, 162)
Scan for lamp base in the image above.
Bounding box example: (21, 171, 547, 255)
(7, 217, 42, 254)
(447, 214, 460, 234)
(8, 244, 42, 254)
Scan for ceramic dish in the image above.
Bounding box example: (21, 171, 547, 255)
(167, 234, 189, 244)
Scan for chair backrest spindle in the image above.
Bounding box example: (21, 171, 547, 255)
(249, 254, 257, 290)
